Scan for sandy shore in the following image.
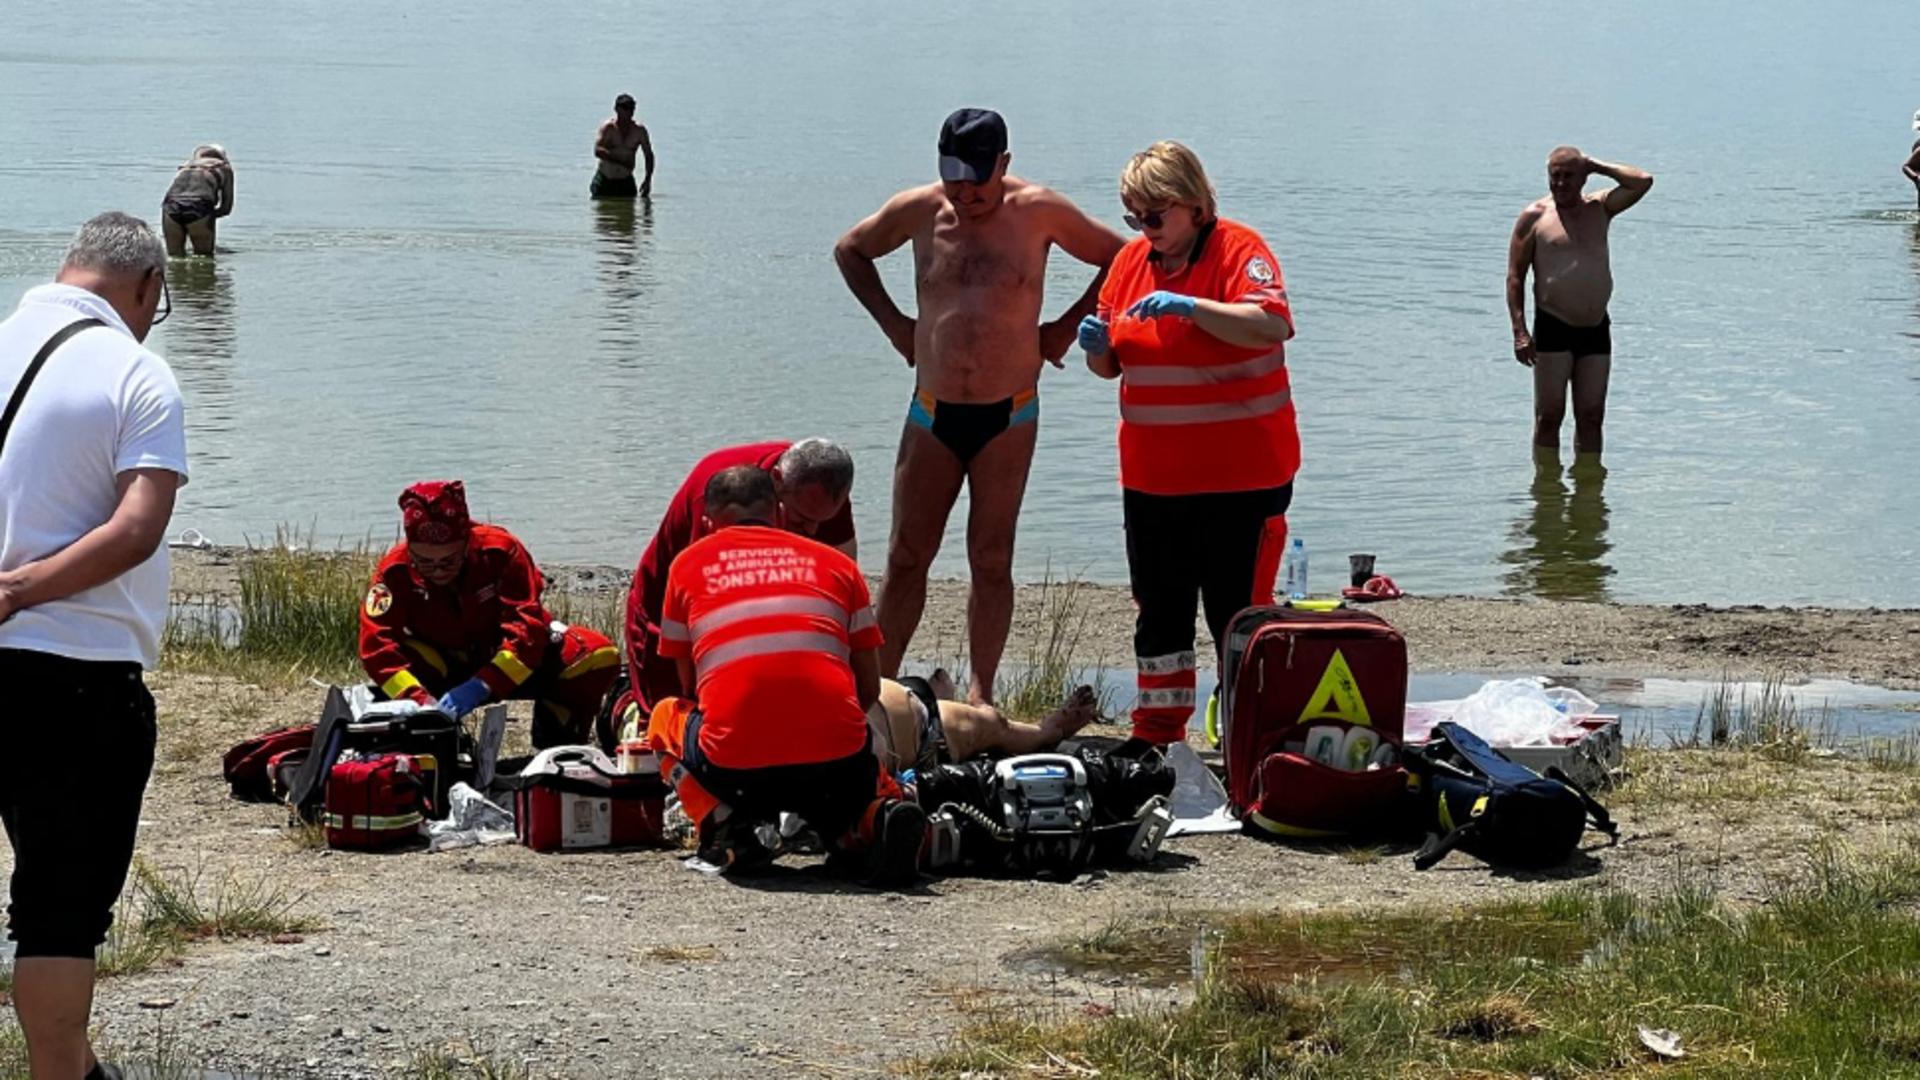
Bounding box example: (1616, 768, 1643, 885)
(170, 547, 1920, 689)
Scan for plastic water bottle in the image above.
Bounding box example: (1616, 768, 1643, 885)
(1282, 537, 1309, 600)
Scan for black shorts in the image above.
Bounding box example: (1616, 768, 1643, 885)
(162, 195, 216, 226)
(1533, 309, 1612, 358)
(0, 649, 157, 959)
(590, 171, 639, 199)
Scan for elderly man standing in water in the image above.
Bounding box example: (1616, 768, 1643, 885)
(1507, 146, 1653, 458)
(161, 145, 233, 257)
(592, 94, 654, 200)
(834, 108, 1124, 705)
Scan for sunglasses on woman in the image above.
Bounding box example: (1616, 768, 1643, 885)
(1123, 207, 1172, 231)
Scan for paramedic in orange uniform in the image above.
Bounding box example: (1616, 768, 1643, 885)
(646, 466, 925, 886)
(359, 481, 622, 748)
(1078, 142, 1300, 747)
(621, 438, 857, 721)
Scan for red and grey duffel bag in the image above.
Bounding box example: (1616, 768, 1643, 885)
(324, 754, 429, 851)
(1218, 605, 1410, 838)
(509, 746, 667, 852)
(223, 724, 315, 802)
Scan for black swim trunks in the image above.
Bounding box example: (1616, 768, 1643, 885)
(590, 171, 639, 199)
(162, 195, 216, 226)
(896, 675, 950, 774)
(1533, 309, 1612, 359)
(907, 389, 1038, 465)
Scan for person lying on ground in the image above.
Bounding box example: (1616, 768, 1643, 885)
(835, 107, 1124, 706)
(646, 466, 924, 886)
(161, 144, 233, 257)
(869, 670, 1097, 779)
(359, 480, 621, 748)
(621, 437, 857, 718)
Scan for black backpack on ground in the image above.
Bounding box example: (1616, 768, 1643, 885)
(1405, 721, 1617, 871)
(285, 687, 469, 823)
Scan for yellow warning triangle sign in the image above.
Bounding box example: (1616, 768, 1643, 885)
(1298, 649, 1372, 726)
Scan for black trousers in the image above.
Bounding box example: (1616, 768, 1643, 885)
(1124, 485, 1293, 742)
(699, 735, 880, 843)
(0, 649, 156, 959)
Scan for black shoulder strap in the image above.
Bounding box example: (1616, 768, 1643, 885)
(0, 317, 107, 460)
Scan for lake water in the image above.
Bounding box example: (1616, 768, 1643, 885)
(4, 1, 1917, 606)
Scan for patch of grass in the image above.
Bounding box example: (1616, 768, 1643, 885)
(915, 846, 1920, 1078)
(640, 943, 721, 963)
(167, 528, 376, 684)
(392, 1041, 531, 1080)
(995, 568, 1118, 724)
(131, 858, 324, 943)
(1680, 671, 1833, 763)
(546, 587, 626, 644)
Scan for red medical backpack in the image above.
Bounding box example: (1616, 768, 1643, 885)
(324, 754, 429, 851)
(1218, 605, 1409, 837)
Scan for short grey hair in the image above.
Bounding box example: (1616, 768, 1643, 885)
(62, 212, 165, 278)
(777, 437, 854, 497)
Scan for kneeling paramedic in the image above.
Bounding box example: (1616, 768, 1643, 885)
(359, 481, 621, 747)
(646, 466, 925, 886)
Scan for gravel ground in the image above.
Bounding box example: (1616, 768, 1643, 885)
(47, 669, 1919, 1079)
(56, 550, 1915, 1075)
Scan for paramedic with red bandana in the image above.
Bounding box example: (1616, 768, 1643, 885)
(1077, 141, 1300, 748)
(359, 481, 621, 748)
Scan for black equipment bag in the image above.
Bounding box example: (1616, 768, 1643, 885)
(1405, 722, 1617, 871)
(287, 687, 468, 823)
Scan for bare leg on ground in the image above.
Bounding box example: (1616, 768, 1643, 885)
(959, 422, 1038, 705)
(876, 424, 965, 678)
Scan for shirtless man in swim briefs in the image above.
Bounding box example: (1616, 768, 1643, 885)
(1507, 146, 1653, 458)
(592, 94, 654, 200)
(835, 108, 1124, 704)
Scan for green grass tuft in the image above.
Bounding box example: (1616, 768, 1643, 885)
(131, 858, 325, 943)
(167, 528, 376, 684)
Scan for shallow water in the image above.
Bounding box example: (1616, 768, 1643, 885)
(1161, 670, 1920, 741)
(3, 2, 1918, 605)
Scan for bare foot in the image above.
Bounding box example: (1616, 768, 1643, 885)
(928, 668, 958, 701)
(1039, 684, 1098, 745)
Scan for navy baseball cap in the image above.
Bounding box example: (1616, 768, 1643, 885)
(938, 108, 1007, 183)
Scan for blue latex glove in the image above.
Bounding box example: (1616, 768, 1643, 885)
(1126, 290, 1198, 319)
(1077, 314, 1110, 355)
(437, 677, 491, 719)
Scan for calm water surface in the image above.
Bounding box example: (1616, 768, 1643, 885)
(3, 1, 1916, 605)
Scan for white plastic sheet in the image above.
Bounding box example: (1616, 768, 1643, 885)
(1405, 678, 1594, 747)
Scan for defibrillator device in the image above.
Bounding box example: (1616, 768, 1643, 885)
(918, 744, 1175, 881)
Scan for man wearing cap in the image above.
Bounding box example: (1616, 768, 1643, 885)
(835, 108, 1123, 705)
(359, 481, 621, 748)
(592, 94, 655, 200)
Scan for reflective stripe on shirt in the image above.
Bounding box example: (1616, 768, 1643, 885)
(695, 630, 851, 680)
(1120, 388, 1293, 426)
(689, 594, 851, 640)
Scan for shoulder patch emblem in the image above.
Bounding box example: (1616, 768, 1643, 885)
(1245, 256, 1275, 286)
(364, 583, 393, 618)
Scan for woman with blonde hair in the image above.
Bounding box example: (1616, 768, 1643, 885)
(1078, 140, 1301, 748)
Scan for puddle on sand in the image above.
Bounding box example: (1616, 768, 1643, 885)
(1008, 910, 1594, 988)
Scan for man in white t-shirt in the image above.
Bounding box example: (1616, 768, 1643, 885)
(0, 212, 187, 1080)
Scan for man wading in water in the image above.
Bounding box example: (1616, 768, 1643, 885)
(1506, 146, 1653, 459)
(1903, 110, 1920, 211)
(592, 94, 654, 200)
(835, 109, 1122, 705)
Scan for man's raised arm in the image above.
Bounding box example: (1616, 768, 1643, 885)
(1592, 155, 1654, 216)
(833, 190, 924, 366)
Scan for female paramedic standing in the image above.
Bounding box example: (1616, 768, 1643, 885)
(1077, 141, 1301, 749)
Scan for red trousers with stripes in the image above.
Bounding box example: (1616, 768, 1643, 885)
(1124, 484, 1292, 744)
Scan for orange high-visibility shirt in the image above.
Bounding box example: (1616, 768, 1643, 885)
(657, 525, 882, 769)
(1099, 218, 1301, 496)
